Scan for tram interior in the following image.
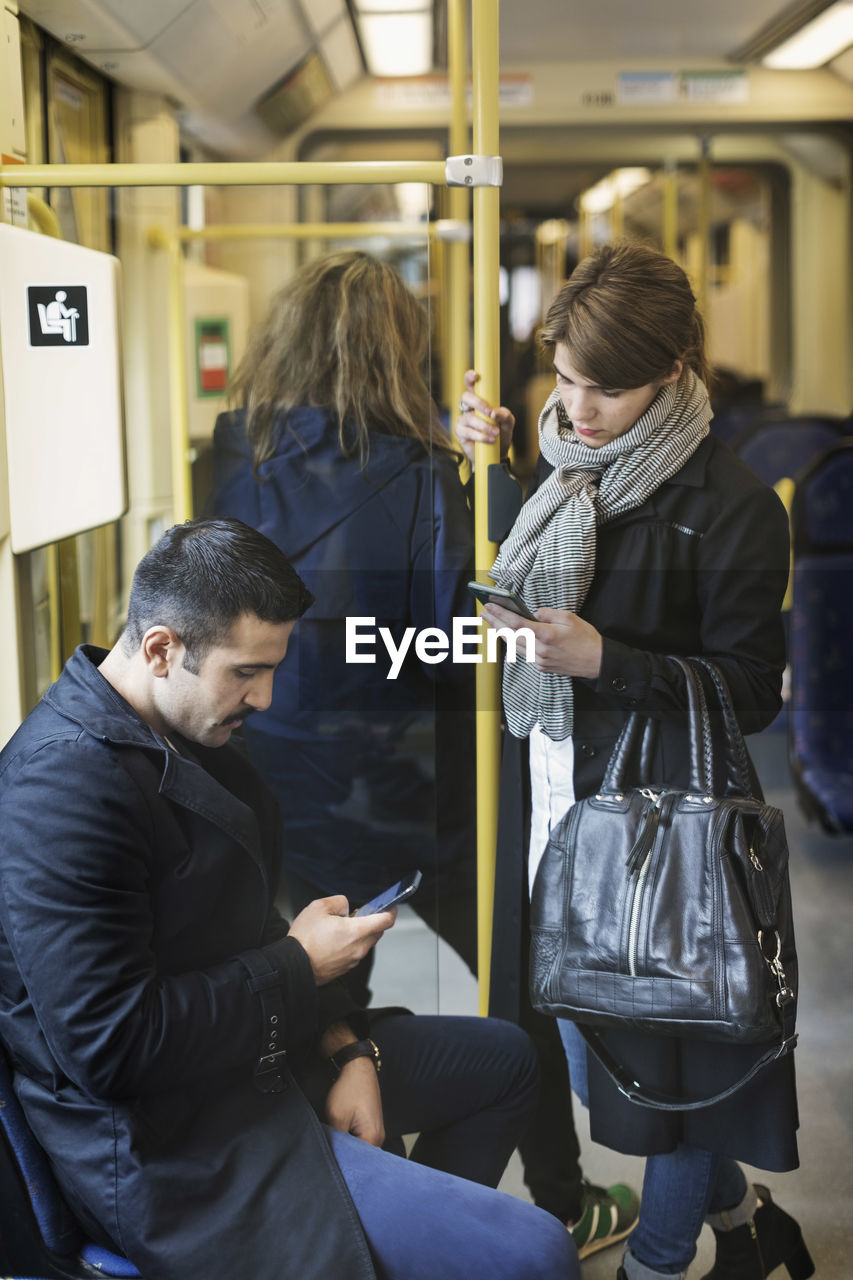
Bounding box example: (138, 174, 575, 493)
(1, 0, 852, 1275)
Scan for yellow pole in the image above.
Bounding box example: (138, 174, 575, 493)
(447, 0, 471, 431)
(174, 221, 435, 242)
(662, 161, 678, 261)
(472, 0, 501, 1016)
(167, 237, 193, 523)
(696, 141, 711, 328)
(46, 546, 62, 682)
(0, 160, 449, 189)
(610, 189, 624, 241)
(579, 205, 592, 262)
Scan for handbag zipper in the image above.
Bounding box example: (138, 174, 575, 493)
(627, 790, 667, 977)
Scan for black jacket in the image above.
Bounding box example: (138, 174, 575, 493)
(491, 434, 799, 1171)
(0, 647, 379, 1279)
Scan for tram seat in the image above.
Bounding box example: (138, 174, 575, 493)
(789, 440, 853, 832)
(0, 1041, 142, 1278)
(730, 415, 851, 733)
(731, 414, 850, 487)
(708, 401, 787, 445)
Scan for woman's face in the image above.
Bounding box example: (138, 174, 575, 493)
(553, 344, 681, 449)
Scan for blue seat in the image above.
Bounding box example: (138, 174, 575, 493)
(732, 415, 849, 488)
(0, 1040, 142, 1278)
(789, 440, 853, 832)
(708, 401, 787, 445)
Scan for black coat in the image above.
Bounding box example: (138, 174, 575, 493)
(490, 434, 800, 1172)
(0, 647, 380, 1280)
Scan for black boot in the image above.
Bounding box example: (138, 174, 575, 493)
(701, 1185, 814, 1279)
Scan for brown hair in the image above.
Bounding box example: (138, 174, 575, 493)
(539, 242, 711, 390)
(229, 250, 454, 467)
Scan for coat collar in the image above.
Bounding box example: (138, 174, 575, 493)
(663, 434, 713, 488)
(45, 647, 264, 868)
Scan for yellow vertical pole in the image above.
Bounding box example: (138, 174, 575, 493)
(167, 236, 193, 523)
(696, 140, 711, 329)
(46, 546, 62, 681)
(662, 160, 678, 261)
(578, 205, 592, 262)
(472, 0, 501, 1016)
(447, 0, 470, 429)
(610, 189, 624, 241)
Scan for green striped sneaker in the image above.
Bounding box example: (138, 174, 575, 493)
(569, 1180, 640, 1259)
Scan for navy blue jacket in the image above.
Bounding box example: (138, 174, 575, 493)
(0, 647, 377, 1279)
(210, 408, 476, 901)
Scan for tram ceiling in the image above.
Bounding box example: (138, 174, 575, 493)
(494, 0, 796, 62)
(18, 1, 853, 160)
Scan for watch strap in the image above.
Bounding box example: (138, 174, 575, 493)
(329, 1037, 381, 1075)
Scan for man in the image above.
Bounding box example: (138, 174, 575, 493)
(0, 519, 576, 1280)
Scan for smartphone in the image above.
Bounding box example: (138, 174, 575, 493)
(467, 581, 537, 621)
(351, 870, 423, 917)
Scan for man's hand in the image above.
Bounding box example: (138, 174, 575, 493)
(482, 602, 604, 679)
(325, 1056, 385, 1146)
(287, 896, 396, 985)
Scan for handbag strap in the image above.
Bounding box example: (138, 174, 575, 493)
(690, 658, 753, 796)
(603, 660, 711, 794)
(576, 1010, 798, 1112)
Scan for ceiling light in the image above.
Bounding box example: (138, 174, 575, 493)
(353, 2, 433, 77)
(762, 0, 853, 67)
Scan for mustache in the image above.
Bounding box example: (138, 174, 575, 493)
(221, 709, 255, 727)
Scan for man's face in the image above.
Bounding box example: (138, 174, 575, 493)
(156, 614, 294, 748)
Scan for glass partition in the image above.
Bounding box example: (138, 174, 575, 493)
(185, 188, 475, 1018)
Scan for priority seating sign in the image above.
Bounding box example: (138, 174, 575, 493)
(27, 285, 90, 347)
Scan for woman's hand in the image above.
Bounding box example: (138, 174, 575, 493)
(456, 369, 515, 467)
(482, 603, 604, 680)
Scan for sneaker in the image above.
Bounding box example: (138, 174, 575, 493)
(568, 1180, 640, 1259)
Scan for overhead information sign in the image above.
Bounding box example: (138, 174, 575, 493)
(617, 70, 748, 105)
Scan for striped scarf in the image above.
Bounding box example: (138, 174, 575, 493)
(491, 366, 711, 740)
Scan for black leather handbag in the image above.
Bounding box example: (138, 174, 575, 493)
(529, 657, 798, 1110)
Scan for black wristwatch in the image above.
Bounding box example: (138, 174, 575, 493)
(328, 1037, 381, 1075)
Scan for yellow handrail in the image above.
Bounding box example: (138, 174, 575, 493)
(174, 222, 435, 242)
(0, 161, 448, 189)
(472, 0, 501, 1016)
(447, 0, 472, 438)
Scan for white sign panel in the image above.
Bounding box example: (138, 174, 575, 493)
(0, 224, 126, 552)
(617, 72, 675, 105)
(618, 70, 749, 106)
(678, 71, 749, 104)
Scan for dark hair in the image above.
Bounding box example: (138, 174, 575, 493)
(539, 242, 712, 389)
(229, 249, 456, 468)
(122, 518, 313, 670)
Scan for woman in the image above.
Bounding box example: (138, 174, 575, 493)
(457, 242, 811, 1280)
(209, 249, 478, 998)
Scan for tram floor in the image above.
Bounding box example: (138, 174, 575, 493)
(368, 728, 853, 1278)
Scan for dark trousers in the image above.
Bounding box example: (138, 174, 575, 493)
(286, 865, 585, 1223)
(321, 1013, 578, 1279)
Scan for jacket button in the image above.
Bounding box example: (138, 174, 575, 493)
(611, 677, 627, 692)
(580, 743, 597, 758)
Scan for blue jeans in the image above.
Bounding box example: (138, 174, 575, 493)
(325, 1015, 579, 1280)
(559, 1020, 747, 1276)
